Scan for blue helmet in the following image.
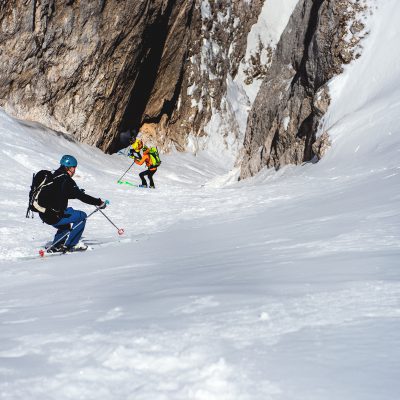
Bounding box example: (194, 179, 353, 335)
(60, 155, 78, 167)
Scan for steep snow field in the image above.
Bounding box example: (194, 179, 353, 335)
(1, 1, 399, 399)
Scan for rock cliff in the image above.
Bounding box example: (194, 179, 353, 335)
(240, 0, 368, 177)
(0, 0, 194, 152)
(0, 0, 369, 174)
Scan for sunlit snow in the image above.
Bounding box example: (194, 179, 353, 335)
(0, 1, 399, 399)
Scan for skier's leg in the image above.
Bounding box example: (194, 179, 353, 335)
(53, 207, 87, 248)
(139, 170, 148, 186)
(52, 223, 71, 246)
(64, 209, 87, 247)
(148, 169, 156, 188)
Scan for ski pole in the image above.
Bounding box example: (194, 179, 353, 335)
(40, 207, 101, 256)
(97, 207, 125, 235)
(117, 160, 135, 183)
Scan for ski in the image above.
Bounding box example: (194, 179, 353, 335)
(38, 245, 90, 258)
(38, 249, 66, 258)
(117, 180, 136, 186)
(14, 251, 66, 261)
(117, 180, 153, 188)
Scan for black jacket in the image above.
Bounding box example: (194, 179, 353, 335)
(40, 167, 102, 225)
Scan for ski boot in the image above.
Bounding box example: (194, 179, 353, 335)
(66, 242, 88, 252)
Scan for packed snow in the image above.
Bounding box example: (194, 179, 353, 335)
(1, 0, 400, 399)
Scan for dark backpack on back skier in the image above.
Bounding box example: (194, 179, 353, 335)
(26, 170, 57, 218)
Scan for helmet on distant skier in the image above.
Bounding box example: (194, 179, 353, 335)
(131, 138, 143, 152)
(60, 155, 78, 167)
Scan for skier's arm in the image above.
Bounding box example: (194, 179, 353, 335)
(75, 189, 103, 206)
(66, 178, 103, 206)
(129, 150, 141, 160)
(134, 154, 146, 166)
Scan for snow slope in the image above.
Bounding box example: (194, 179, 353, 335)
(1, 1, 399, 399)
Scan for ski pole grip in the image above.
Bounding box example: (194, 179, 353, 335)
(105, 200, 110, 205)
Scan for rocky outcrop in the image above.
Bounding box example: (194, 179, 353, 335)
(154, 0, 264, 151)
(312, 131, 331, 161)
(0, 0, 264, 154)
(0, 0, 194, 153)
(0, 0, 369, 174)
(240, 0, 368, 178)
(0, 0, 263, 155)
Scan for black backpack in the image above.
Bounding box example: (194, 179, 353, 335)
(26, 170, 56, 218)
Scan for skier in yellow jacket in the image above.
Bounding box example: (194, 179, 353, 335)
(134, 146, 157, 188)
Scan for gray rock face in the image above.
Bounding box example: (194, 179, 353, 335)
(0, 0, 264, 154)
(0, 0, 368, 174)
(0, 0, 194, 152)
(240, 0, 368, 178)
(150, 0, 263, 152)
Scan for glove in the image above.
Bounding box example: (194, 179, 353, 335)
(98, 199, 107, 209)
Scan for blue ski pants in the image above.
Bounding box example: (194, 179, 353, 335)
(52, 207, 87, 247)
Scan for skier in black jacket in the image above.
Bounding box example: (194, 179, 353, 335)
(40, 155, 106, 252)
